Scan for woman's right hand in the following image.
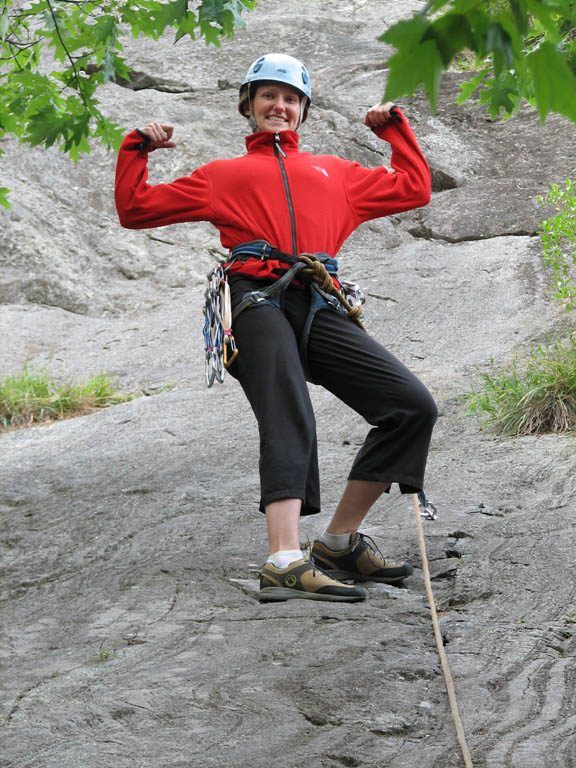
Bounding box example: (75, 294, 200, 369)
(140, 122, 176, 149)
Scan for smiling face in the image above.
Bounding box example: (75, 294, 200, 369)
(250, 82, 302, 132)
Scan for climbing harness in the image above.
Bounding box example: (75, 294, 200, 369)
(201, 240, 366, 387)
(226, 240, 366, 380)
(202, 264, 237, 388)
(411, 493, 473, 767)
(229, 240, 365, 330)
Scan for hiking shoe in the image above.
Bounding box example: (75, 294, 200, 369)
(310, 533, 414, 584)
(259, 557, 367, 603)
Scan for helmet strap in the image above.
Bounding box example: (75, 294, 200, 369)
(296, 95, 308, 131)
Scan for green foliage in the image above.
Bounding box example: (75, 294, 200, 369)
(0, 366, 134, 429)
(465, 335, 576, 435)
(537, 178, 576, 309)
(380, 0, 576, 122)
(0, 0, 257, 207)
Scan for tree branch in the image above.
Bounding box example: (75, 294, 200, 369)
(45, 0, 89, 108)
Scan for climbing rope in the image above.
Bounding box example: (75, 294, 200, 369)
(297, 252, 365, 330)
(412, 493, 473, 768)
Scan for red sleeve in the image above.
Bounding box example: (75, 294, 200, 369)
(114, 130, 213, 229)
(343, 108, 431, 224)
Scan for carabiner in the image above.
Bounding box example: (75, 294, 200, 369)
(205, 351, 216, 388)
(223, 333, 238, 368)
(418, 491, 438, 521)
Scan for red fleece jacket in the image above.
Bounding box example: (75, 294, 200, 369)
(115, 111, 431, 280)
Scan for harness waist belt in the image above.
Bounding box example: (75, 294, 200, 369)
(229, 240, 339, 277)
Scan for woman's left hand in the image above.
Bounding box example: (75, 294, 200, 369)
(364, 101, 398, 128)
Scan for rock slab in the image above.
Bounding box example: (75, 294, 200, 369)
(2, 1, 576, 767)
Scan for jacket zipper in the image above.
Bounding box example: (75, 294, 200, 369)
(273, 132, 297, 256)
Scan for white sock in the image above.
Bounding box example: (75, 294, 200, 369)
(319, 531, 353, 550)
(267, 549, 304, 568)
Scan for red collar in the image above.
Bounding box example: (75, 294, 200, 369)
(245, 130, 300, 155)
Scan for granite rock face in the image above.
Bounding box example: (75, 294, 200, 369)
(2, 2, 576, 767)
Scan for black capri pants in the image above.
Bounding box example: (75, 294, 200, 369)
(228, 276, 438, 516)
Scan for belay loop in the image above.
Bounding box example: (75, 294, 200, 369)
(202, 265, 237, 388)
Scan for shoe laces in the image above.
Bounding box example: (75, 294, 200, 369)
(302, 537, 340, 581)
(354, 532, 387, 564)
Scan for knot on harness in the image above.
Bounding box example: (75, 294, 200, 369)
(298, 253, 365, 331)
(298, 254, 335, 293)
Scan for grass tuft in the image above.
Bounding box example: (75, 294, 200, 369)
(537, 177, 576, 310)
(465, 335, 576, 436)
(0, 367, 134, 430)
(451, 48, 483, 72)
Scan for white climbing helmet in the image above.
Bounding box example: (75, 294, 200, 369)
(238, 53, 312, 126)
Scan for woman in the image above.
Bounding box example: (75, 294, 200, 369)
(115, 52, 437, 603)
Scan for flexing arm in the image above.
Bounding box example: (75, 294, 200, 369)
(114, 123, 213, 229)
(344, 104, 431, 223)
(138, 121, 177, 150)
(363, 101, 401, 130)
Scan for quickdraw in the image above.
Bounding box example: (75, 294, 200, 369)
(202, 265, 238, 388)
(418, 490, 438, 521)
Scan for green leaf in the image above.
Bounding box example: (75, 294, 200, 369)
(196, 0, 252, 42)
(455, 67, 490, 104)
(510, 0, 533, 37)
(65, 120, 91, 162)
(527, 40, 576, 122)
(174, 11, 199, 42)
(25, 105, 69, 148)
(485, 73, 520, 117)
(384, 38, 444, 111)
(147, 0, 188, 37)
(0, 187, 10, 209)
(451, 0, 484, 13)
(0, 5, 10, 41)
(486, 22, 515, 70)
(224, 0, 254, 29)
(199, 0, 227, 23)
(379, 13, 428, 47)
(122, 0, 188, 39)
(199, 19, 223, 46)
(423, 12, 475, 66)
(101, 33, 119, 83)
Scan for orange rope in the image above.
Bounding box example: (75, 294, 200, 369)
(412, 493, 473, 768)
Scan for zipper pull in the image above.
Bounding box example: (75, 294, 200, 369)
(274, 132, 287, 159)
